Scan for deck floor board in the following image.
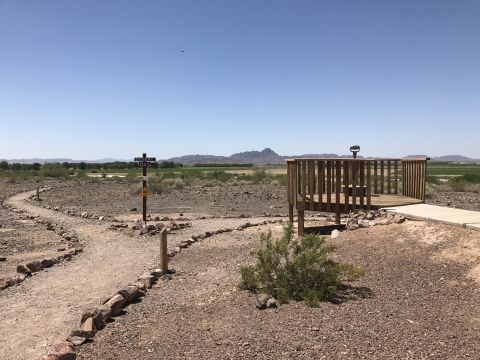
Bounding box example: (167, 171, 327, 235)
(304, 193, 423, 209)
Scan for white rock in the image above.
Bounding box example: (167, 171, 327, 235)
(331, 229, 340, 239)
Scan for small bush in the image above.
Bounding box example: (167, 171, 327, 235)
(137, 175, 186, 194)
(202, 179, 223, 188)
(251, 168, 268, 184)
(161, 172, 176, 180)
(238, 222, 365, 307)
(125, 172, 140, 183)
(162, 178, 184, 192)
(38, 163, 70, 179)
(129, 183, 143, 195)
(88, 176, 100, 183)
(76, 170, 87, 179)
(447, 178, 467, 192)
(425, 183, 437, 199)
(426, 175, 440, 185)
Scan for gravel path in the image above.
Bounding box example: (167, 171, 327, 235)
(0, 190, 279, 359)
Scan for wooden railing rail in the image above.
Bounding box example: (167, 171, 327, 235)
(286, 157, 428, 213)
(402, 159, 427, 201)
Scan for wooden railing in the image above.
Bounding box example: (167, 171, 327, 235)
(286, 158, 428, 214)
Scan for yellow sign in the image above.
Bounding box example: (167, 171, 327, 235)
(139, 187, 151, 197)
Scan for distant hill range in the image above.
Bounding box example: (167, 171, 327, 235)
(404, 155, 480, 163)
(165, 148, 363, 165)
(2, 150, 480, 165)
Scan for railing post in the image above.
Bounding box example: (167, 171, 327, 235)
(308, 161, 315, 210)
(317, 160, 324, 212)
(352, 161, 357, 211)
(359, 161, 365, 208)
(387, 160, 391, 194)
(366, 161, 371, 210)
(301, 160, 307, 211)
(380, 161, 384, 194)
(394, 160, 398, 194)
(335, 161, 341, 222)
(343, 160, 349, 213)
(326, 161, 332, 212)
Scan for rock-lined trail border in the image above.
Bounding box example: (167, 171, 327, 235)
(0, 189, 284, 359)
(1, 189, 415, 359)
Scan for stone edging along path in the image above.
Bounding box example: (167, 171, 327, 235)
(1, 190, 83, 292)
(41, 217, 285, 360)
(0, 187, 282, 360)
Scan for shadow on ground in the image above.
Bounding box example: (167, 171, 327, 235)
(330, 284, 374, 304)
(304, 224, 346, 235)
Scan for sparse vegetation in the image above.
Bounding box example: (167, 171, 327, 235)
(76, 170, 87, 179)
(38, 163, 71, 179)
(238, 222, 365, 307)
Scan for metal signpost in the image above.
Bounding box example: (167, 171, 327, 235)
(134, 153, 156, 225)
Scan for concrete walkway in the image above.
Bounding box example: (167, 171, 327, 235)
(383, 203, 480, 231)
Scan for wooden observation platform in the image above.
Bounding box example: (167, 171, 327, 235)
(286, 158, 429, 235)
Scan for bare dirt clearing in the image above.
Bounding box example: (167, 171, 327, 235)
(77, 221, 480, 359)
(1, 179, 480, 359)
(37, 181, 288, 219)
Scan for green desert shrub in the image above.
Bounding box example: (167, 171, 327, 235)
(251, 168, 268, 183)
(424, 183, 437, 199)
(76, 170, 87, 179)
(161, 178, 184, 192)
(444, 174, 480, 192)
(38, 163, 70, 179)
(132, 175, 185, 195)
(129, 183, 143, 196)
(426, 175, 441, 185)
(238, 222, 365, 307)
(125, 172, 140, 183)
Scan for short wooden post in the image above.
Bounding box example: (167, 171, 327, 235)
(159, 228, 168, 275)
(298, 210, 304, 237)
(36, 187, 39, 200)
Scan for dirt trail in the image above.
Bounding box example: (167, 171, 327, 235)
(1, 190, 276, 360)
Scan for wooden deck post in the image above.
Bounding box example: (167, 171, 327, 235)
(289, 204, 294, 223)
(298, 210, 304, 237)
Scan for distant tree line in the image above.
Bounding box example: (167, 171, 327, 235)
(194, 163, 253, 167)
(158, 161, 183, 169)
(0, 160, 187, 171)
(0, 161, 41, 171)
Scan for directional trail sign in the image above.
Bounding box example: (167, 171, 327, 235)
(134, 153, 156, 224)
(139, 187, 151, 197)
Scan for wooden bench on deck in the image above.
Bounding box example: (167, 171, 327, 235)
(286, 157, 429, 236)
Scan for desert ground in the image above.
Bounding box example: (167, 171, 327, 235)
(1, 179, 480, 359)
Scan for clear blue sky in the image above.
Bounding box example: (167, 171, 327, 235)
(1, 1, 479, 160)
